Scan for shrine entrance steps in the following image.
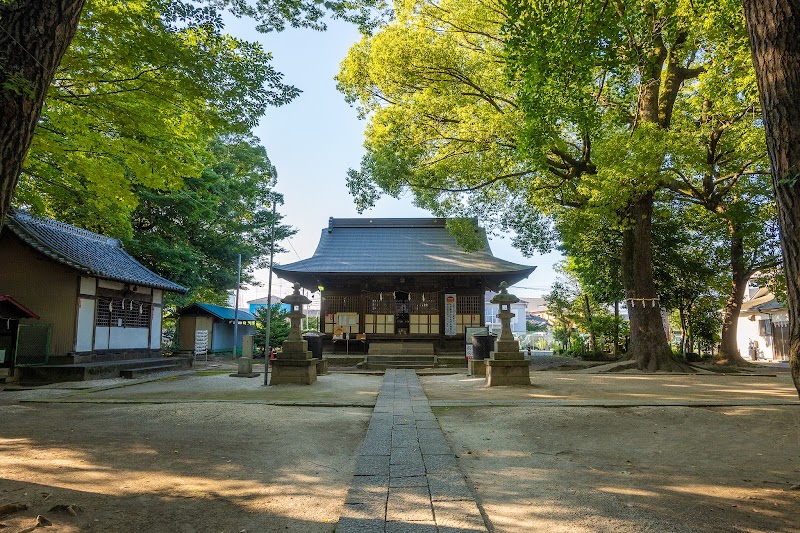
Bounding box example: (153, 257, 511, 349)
(361, 342, 434, 370)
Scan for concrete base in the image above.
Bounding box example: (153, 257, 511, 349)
(270, 358, 318, 385)
(485, 358, 531, 386)
(316, 358, 329, 375)
(237, 357, 253, 374)
(468, 359, 486, 377)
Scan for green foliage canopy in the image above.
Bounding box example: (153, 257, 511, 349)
(124, 133, 296, 306)
(15, 0, 298, 237)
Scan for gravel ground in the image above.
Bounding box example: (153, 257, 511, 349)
(1, 366, 798, 532)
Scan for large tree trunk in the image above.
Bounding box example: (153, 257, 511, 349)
(0, 0, 86, 224)
(613, 300, 620, 358)
(678, 306, 688, 355)
(717, 229, 752, 365)
(742, 0, 800, 397)
(621, 193, 690, 371)
(584, 293, 596, 352)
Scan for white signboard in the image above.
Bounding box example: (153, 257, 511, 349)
(194, 330, 209, 361)
(444, 293, 457, 336)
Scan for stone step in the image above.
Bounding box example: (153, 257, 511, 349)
(119, 362, 191, 379)
(368, 342, 435, 356)
(436, 355, 468, 367)
(367, 354, 435, 363)
(19, 357, 193, 384)
(362, 362, 436, 370)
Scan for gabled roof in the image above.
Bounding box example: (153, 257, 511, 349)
(0, 295, 40, 319)
(274, 218, 535, 288)
(4, 210, 187, 293)
(741, 287, 786, 314)
(178, 302, 257, 322)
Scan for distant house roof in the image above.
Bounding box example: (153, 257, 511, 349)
(527, 314, 551, 327)
(178, 302, 257, 322)
(519, 297, 549, 312)
(247, 295, 283, 305)
(4, 210, 187, 293)
(741, 287, 786, 314)
(0, 295, 40, 319)
(274, 218, 535, 289)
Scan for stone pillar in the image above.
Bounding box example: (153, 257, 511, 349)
(485, 282, 531, 386)
(270, 283, 318, 385)
(232, 335, 257, 377)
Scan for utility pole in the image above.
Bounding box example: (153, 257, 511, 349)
(232, 253, 241, 357)
(264, 200, 277, 386)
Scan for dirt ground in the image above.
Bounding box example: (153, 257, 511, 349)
(1, 365, 798, 532)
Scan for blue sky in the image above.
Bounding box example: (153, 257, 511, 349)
(229, 17, 563, 302)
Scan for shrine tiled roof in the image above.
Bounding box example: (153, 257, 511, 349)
(4, 210, 187, 293)
(274, 218, 535, 281)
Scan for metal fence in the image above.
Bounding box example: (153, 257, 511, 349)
(15, 324, 51, 365)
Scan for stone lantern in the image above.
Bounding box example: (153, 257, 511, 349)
(485, 281, 531, 386)
(270, 283, 318, 385)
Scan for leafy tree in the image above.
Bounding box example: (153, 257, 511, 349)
(254, 305, 291, 353)
(14, 0, 297, 238)
(502, 0, 769, 371)
(741, 0, 800, 395)
(0, 0, 386, 226)
(339, 0, 766, 371)
(124, 133, 296, 305)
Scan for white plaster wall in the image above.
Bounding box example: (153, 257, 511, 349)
(109, 327, 149, 349)
(94, 327, 110, 350)
(75, 298, 95, 352)
(736, 315, 774, 360)
(98, 279, 125, 290)
(150, 307, 162, 349)
(79, 276, 96, 295)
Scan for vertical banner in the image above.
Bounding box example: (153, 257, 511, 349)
(444, 293, 457, 336)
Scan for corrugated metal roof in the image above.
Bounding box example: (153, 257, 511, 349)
(5, 210, 187, 293)
(180, 302, 257, 322)
(274, 218, 535, 276)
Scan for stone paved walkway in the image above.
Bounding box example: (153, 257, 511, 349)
(337, 369, 488, 533)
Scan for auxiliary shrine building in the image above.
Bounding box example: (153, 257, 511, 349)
(273, 218, 535, 353)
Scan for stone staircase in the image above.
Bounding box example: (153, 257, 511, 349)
(362, 342, 434, 370)
(361, 353, 436, 370)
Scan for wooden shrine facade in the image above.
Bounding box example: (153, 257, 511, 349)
(273, 218, 536, 349)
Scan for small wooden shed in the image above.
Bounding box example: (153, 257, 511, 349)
(177, 303, 257, 355)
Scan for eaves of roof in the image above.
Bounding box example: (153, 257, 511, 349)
(5, 210, 187, 293)
(179, 302, 257, 322)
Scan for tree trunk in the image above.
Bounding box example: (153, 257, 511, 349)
(0, 0, 86, 224)
(716, 229, 752, 365)
(613, 300, 620, 359)
(584, 293, 596, 352)
(678, 306, 687, 355)
(621, 193, 690, 371)
(742, 0, 800, 397)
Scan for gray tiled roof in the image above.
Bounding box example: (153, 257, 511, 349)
(5, 210, 187, 293)
(275, 218, 535, 277)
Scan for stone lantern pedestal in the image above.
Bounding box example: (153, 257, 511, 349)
(271, 283, 318, 385)
(485, 282, 531, 386)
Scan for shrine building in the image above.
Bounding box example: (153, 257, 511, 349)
(273, 218, 535, 354)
